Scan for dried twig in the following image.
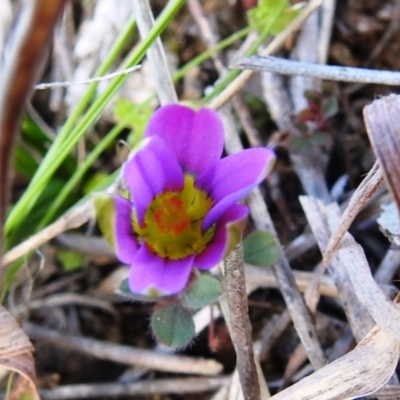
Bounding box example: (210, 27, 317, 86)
(318, 0, 336, 64)
(34, 66, 141, 89)
(23, 322, 223, 375)
(2, 200, 95, 267)
(13, 293, 118, 320)
(37, 377, 231, 400)
(235, 55, 400, 86)
(322, 161, 384, 266)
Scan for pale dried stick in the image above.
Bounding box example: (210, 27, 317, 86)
(132, 0, 177, 104)
(209, 0, 323, 110)
(23, 322, 223, 375)
(318, 0, 336, 64)
(235, 56, 400, 86)
(2, 200, 95, 267)
(37, 377, 231, 400)
(322, 161, 383, 266)
(34, 66, 141, 89)
(13, 293, 118, 320)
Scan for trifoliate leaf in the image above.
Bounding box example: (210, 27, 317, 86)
(181, 275, 221, 309)
(243, 231, 280, 267)
(151, 304, 195, 348)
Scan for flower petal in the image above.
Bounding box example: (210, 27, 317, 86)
(194, 204, 248, 270)
(129, 245, 195, 295)
(198, 148, 275, 230)
(114, 196, 139, 265)
(124, 136, 184, 224)
(144, 104, 224, 174)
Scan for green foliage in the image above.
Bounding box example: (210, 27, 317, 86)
(1, 259, 23, 303)
(5, 0, 185, 241)
(13, 146, 39, 179)
(83, 172, 109, 195)
(93, 193, 116, 249)
(151, 304, 195, 348)
(114, 99, 153, 146)
(181, 274, 221, 308)
(248, 0, 300, 35)
(243, 231, 280, 267)
(56, 250, 84, 272)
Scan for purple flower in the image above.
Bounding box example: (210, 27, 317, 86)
(114, 104, 275, 296)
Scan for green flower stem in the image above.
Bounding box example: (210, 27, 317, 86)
(5, 0, 184, 237)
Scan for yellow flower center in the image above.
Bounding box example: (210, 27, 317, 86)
(133, 175, 215, 260)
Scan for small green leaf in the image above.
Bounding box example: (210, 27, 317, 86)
(151, 304, 195, 348)
(56, 249, 84, 272)
(248, 0, 299, 35)
(83, 172, 108, 195)
(181, 275, 221, 308)
(243, 231, 280, 267)
(93, 193, 116, 249)
(13, 146, 39, 179)
(114, 99, 153, 146)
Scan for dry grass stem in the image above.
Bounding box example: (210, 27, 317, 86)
(235, 55, 400, 85)
(2, 200, 95, 267)
(322, 161, 383, 266)
(23, 322, 223, 376)
(37, 377, 231, 400)
(34, 66, 141, 90)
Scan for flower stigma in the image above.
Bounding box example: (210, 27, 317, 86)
(132, 175, 215, 260)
